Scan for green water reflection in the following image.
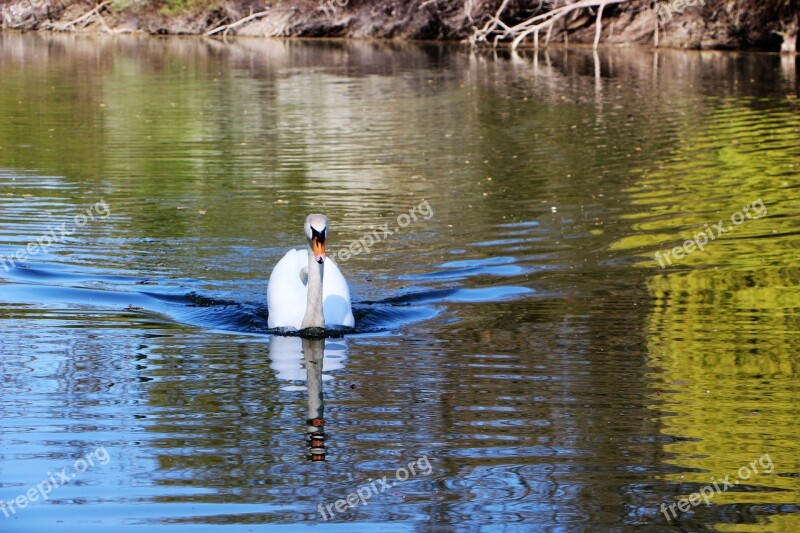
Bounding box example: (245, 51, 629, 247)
(0, 34, 798, 530)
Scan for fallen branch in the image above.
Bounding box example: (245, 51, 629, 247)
(57, 1, 110, 31)
(11, 16, 36, 30)
(593, 2, 605, 49)
(511, 0, 628, 50)
(471, 0, 632, 50)
(653, 7, 659, 48)
(470, 0, 510, 45)
(204, 9, 270, 37)
(96, 7, 111, 33)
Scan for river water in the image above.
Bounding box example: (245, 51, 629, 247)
(0, 34, 798, 531)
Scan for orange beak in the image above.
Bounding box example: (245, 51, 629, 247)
(312, 235, 326, 263)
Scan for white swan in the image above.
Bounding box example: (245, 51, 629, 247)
(267, 214, 355, 330)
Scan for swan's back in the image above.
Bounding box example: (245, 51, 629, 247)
(267, 249, 355, 329)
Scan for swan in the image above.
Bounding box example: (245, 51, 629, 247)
(267, 214, 355, 330)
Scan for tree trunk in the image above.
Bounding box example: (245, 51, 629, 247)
(781, 15, 798, 54)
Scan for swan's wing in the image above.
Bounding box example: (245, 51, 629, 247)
(267, 249, 308, 329)
(323, 257, 355, 327)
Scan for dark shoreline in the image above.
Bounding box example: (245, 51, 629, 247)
(1, 0, 797, 52)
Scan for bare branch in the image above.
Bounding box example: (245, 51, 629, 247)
(204, 9, 270, 37)
(470, 0, 633, 50)
(57, 1, 109, 31)
(593, 2, 605, 49)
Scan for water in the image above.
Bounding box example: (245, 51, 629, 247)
(0, 34, 798, 531)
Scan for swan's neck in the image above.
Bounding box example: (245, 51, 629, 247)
(301, 250, 324, 329)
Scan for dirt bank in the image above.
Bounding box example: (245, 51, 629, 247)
(0, 0, 797, 52)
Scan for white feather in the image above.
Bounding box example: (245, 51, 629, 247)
(267, 248, 355, 329)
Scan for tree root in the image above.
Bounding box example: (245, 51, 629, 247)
(41, 1, 110, 32)
(471, 0, 632, 50)
(204, 9, 270, 37)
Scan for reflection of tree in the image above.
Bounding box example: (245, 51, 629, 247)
(144, 338, 286, 500)
(143, 334, 347, 500)
(613, 102, 799, 266)
(610, 102, 800, 521)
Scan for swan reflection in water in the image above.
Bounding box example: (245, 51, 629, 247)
(268, 335, 348, 461)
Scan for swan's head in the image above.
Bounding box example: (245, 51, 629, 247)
(304, 214, 328, 264)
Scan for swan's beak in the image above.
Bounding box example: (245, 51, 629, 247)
(312, 235, 326, 264)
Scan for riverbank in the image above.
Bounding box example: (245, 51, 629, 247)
(0, 0, 797, 52)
